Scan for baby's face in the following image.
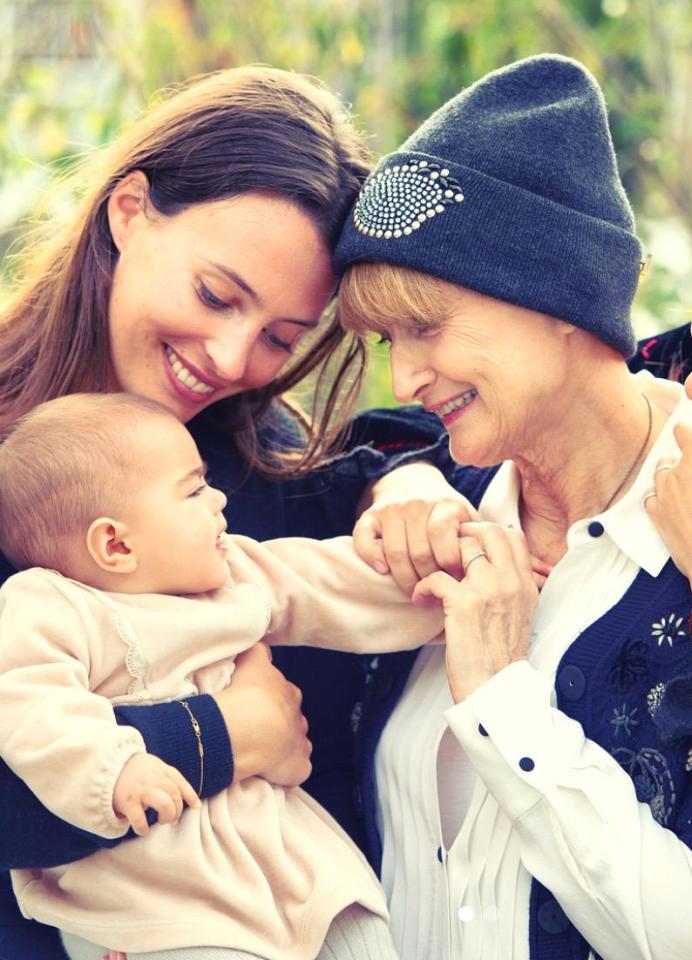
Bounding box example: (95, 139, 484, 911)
(121, 418, 229, 595)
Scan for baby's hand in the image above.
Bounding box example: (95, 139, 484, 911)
(113, 753, 200, 836)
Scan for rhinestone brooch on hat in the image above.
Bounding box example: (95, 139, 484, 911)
(353, 159, 464, 239)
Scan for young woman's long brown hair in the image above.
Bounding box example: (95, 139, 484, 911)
(0, 66, 371, 474)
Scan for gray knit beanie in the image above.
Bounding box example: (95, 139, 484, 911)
(334, 54, 641, 357)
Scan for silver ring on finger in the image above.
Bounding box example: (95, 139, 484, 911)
(642, 489, 657, 506)
(654, 461, 677, 476)
(464, 549, 488, 569)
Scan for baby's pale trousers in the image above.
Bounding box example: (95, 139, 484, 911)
(61, 902, 399, 960)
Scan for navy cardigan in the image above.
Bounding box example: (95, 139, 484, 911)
(352, 464, 692, 960)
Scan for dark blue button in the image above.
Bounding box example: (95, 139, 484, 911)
(437, 845, 444, 863)
(588, 521, 605, 538)
(478, 723, 489, 737)
(519, 756, 535, 772)
(537, 898, 570, 934)
(557, 664, 586, 701)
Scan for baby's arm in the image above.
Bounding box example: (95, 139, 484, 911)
(113, 753, 199, 836)
(225, 534, 444, 652)
(0, 571, 161, 838)
(0, 692, 229, 871)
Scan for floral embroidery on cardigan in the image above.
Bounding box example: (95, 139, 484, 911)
(646, 682, 666, 718)
(612, 746, 676, 825)
(610, 703, 639, 737)
(651, 614, 686, 647)
(606, 638, 648, 691)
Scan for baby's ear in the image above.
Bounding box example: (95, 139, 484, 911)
(86, 517, 138, 574)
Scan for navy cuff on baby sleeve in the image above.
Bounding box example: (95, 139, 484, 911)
(114, 693, 233, 800)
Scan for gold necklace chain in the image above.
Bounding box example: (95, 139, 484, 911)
(602, 393, 653, 512)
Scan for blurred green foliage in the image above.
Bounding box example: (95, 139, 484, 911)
(1, 0, 691, 410)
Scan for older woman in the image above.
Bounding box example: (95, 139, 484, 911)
(335, 55, 692, 960)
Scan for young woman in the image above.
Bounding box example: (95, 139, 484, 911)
(0, 64, 455, 960)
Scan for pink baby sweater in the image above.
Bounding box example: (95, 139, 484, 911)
(0, 534, 442, 958)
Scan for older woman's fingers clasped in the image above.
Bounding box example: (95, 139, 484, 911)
(354, 483, 480, 594)
(412, 522, 538, 703)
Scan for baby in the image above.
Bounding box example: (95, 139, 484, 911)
(0, 393, 443, 960)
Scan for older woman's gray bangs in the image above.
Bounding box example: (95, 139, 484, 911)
(337, 262, 450, 336)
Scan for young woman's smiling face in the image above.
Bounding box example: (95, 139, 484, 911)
(107, 177, 336, 423)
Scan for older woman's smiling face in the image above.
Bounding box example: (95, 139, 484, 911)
(383, 283, 575, 467)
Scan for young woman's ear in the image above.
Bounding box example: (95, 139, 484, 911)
(86, 517, 138, 574)
(107, 170, 151, 254)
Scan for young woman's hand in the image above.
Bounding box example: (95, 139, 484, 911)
(113, 753, 200, 836)
(412, 522, 538, 702)
(644, 372, 692, 587)
(215, 644, 312, 788)
(354, 462, 479, 595)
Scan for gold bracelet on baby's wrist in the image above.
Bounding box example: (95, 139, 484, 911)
(179, 699, 204, 796)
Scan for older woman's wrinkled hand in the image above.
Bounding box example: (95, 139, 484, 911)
(412, 522, 539, 702)
(644, 373, 692, 587)
(354, 462, 480, 595)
